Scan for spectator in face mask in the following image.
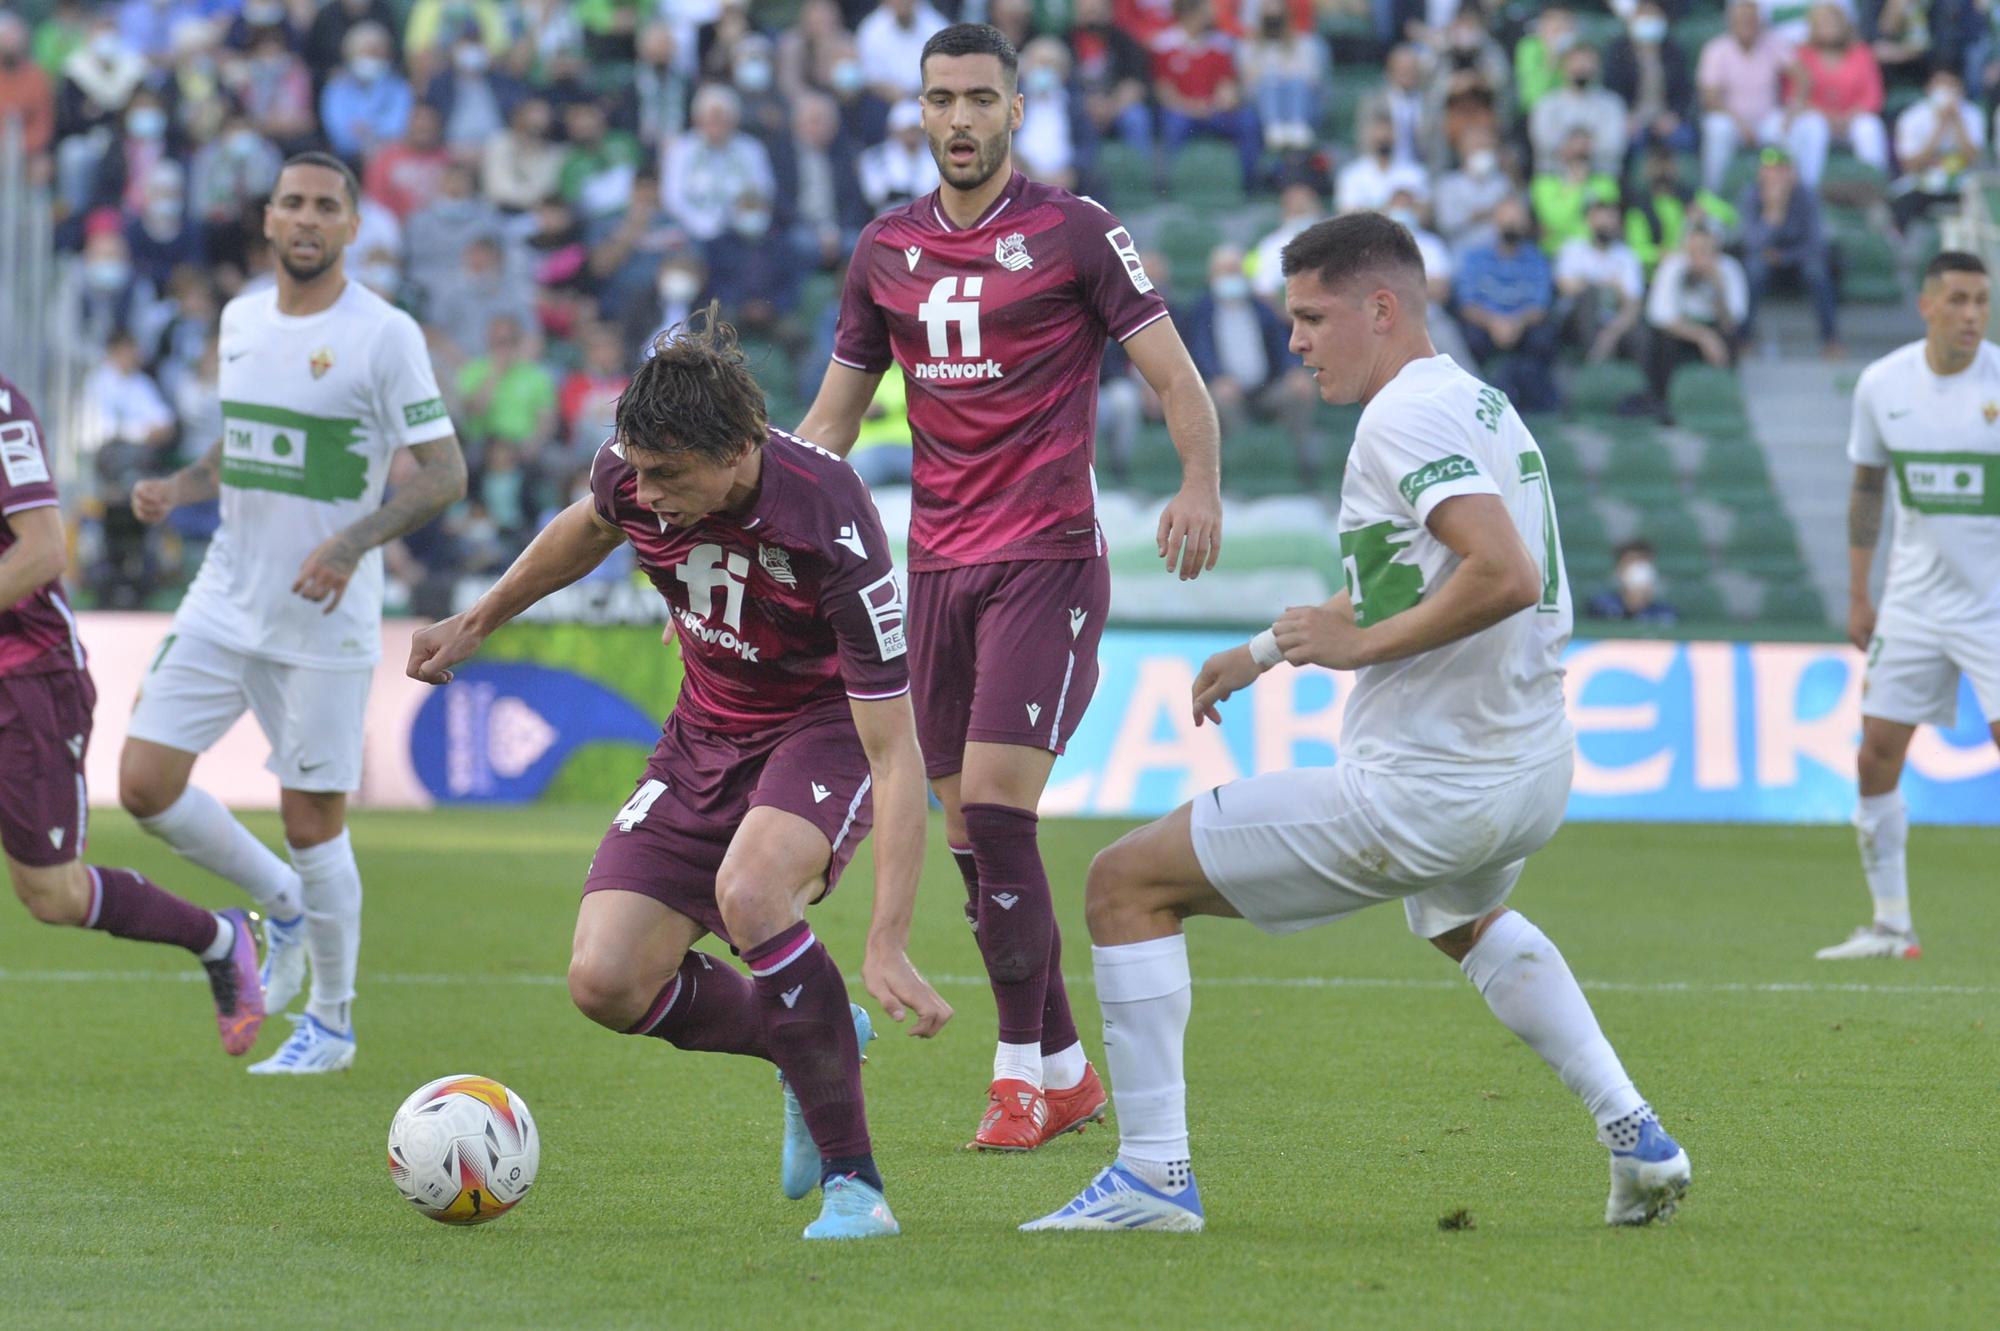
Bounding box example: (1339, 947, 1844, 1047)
(481, 96, 563, 212)
(701, 191, 804, 350)
(320, 22, 411, 159)
(1453, 193, 1563, 413)
(1605, 2, 1698, 157)
(405, 160, 505, 309)
(1067, 0, 1153, 157)
(1587, 540, 1679, 623)
(1183, 243, 1321, 485)
(662, 82, 776, 241)
(729, 31, 794, 157)
(303, 0, 402, 96)
(1434, 123, 1513, 257)
(1555, 198, 1647, 365)
(423, 25, 528, 156)
(1890, 67, 1984, 234)
(430, 233, 538, 364)
(223, 0, 297, 56)
(236, 31, 316, 150)
(123, 158, 199, 289)
(777, 0, 852, 101)
(1336, 112, 1429, 213)
(84, 86, 176, 223)
(1529, 44, 1629, 176)
(1016, 37, 1079, 188)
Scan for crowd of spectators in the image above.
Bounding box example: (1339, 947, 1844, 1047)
(3, 0, 2000, 610)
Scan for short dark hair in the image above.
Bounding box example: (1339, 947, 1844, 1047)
(278, 150, 360, 208)
(1923, 250, 1988, 286)
(1614, 539, 1656, 561)
(614, 303, 768, 465)
(1280, 212, 1427, 294)
(920, 23, 1018, 89)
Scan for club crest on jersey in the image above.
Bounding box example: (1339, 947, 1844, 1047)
(308, 347, 334, 379)
(758, 543, 797, 587)
(1984, 400, 1998, 425)
(995, 232, 1033, 272)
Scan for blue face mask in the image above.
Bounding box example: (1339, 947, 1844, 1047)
(127, 106, 167, 139)
(1026, 66, 1061, 95)
(1211, 273, 1250, 301)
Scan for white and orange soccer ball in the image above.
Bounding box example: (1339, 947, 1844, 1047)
(386, 1074, 540, 1224)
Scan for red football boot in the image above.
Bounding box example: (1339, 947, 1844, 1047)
(1040, 1063, 1107, 1142)
(970, 1078, 1048, 1151)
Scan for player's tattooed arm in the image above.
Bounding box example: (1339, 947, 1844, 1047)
(132, 440, 221, 523)
(296, 435, 468, 613)
(1846, 464, 1887, 651)
(794, 361, 885, 458)
(408, 498, 626, 683)
(848, 694, 952, 1037)
(1124, 319, 1223, 580)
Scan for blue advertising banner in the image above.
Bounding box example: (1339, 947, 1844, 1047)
(1037, 633, 1999, 824)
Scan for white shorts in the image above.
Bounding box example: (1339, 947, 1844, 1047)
(127, 631, 372, 793)
(1861, 616, 2000, 729)
(1189, 753, 1573, 940)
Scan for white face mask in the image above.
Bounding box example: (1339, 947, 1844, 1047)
(735, 58, 773, 92)
(1210, 273, 1250, 301)
(1929, 85, 1957, 110)
(455, 45, 488, 74)
(351, 56, 388, 83)
(659, 270, 700, 301)
(1387, 206, 1420, 231)
(734, 209, 772, 237)
(91, 32, 123, 62)
(1620, 559, 1658, 597)
(1467, 148, 1497, 177)
(1633, 15, 1667, 43)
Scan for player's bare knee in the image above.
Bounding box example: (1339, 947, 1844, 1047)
(1083, 844, 1145, 941)
(117, 760, 175, 821)
(566, 955, 642, 1030)
(713, 871, 790, 950)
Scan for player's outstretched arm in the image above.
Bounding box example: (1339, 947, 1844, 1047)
(295, 435, 469, 613)
(407, 498, 626, 685)
(1846, 463, 1887, 651)
(131, 440, 221, 524)
(1124, 318, 1223, 580)
(0, 506, 67, 610)
(1275, 494, 1539, 670)
(847, 693, 952, 1038)
(794, 361, 885, 460)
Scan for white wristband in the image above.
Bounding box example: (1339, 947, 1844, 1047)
(1248, 629, 1283, 669)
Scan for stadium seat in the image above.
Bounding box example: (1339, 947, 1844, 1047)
(1168, 142, 1245, 208)
(1759, 578, 1828, 623)
(1669, 577, 1727, 621)
(1566, 360, 1648, 414)
(1097, 142, 1156, 206)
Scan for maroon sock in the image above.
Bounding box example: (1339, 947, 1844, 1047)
(1040, 925, 1081, 1057)
(625, 951, 771, 1060)
(950, 846, 979, 930)
(962, 803, 1056, 1047)
(743, 921, 870, 1160)
(86, 867, 219, 955)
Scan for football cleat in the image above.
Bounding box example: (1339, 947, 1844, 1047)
(202, 908, 266, 1056)
(1814, 924, 1921, 960)
(1605, 1118, 1691, 1226)
(1041, 1063, 1108, 1142)
(802, 1174, 900, 1240)
(247, 1012, 355, 1075)
(971, 1077, 1048, 1151)
(1020, 1161, 1205, 1232)
(259, 911, 308, 1015)
(780, 1003, 876, 1200)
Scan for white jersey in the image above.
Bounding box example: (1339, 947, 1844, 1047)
(1335, 354, 1573, 776)
(174, 281, 454, 667)
(1848, 339, 2000, 629)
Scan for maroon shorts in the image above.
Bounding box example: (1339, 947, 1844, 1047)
(581, 706, 874, 948)
(908, 555, 1111, 780)
(0, 667, 96, 868)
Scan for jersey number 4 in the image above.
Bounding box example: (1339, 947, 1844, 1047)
(918, 277, 984, 357)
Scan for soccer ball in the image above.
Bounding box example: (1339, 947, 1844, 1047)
(386, 1074, 539, 1224)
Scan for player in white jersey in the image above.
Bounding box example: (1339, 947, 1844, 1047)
(120, 153, 467, 1071)
(1821, 251, 2000, 960)
(1023, 214, 1689, 1234)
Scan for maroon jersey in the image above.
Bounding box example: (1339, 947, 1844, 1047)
(832, 172, 1170, 572)
(0, 375, 83, 678)
(590, 428, 910, 736)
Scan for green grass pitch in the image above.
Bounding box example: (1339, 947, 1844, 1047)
(2, 811, 1994, 1330)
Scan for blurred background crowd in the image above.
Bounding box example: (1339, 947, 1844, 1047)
(2, 0, 1993, 624)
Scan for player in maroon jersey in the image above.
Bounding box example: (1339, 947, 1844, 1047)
(796, 23, 1225, 1151)
(407, 313, 951, 1240)
(0, 374, 266, 1055)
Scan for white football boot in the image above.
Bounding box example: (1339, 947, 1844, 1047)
(1815, 924, 1921, 960)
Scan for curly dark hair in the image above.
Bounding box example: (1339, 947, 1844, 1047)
(612, 302, 768, 464)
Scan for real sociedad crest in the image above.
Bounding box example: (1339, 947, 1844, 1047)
(996, 232, 1032, 271)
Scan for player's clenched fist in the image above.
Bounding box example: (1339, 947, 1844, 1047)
(407, 612, 488, 685)
(130, 477, 179, 525)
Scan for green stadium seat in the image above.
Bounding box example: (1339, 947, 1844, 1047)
(1669, 577, 1727, 621)
(1603, 437, 1680, 491)
(1758, 578, 1828, 624)
(1168, 142, 1245, 208)
(1566, 360, 1647, 413)
(1666, 365, 1747, 424)
(1696, 440, 1773, 490)
(1097, 142, 1157, 206)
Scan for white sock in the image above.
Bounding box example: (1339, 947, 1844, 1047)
(139, 786, 303, 918)
(198, 912, 234, 963)
(993, 1041, 1043, 1088)
(1042, 1039, 1087, 1092)
(1459, 911, 1645, 1130)
(1855, 790, 1911, 933)
(291, 829, 360, 1036)
(1095, 933, 1193, 1192)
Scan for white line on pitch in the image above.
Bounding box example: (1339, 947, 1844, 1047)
(0, 968, 1990, 998)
